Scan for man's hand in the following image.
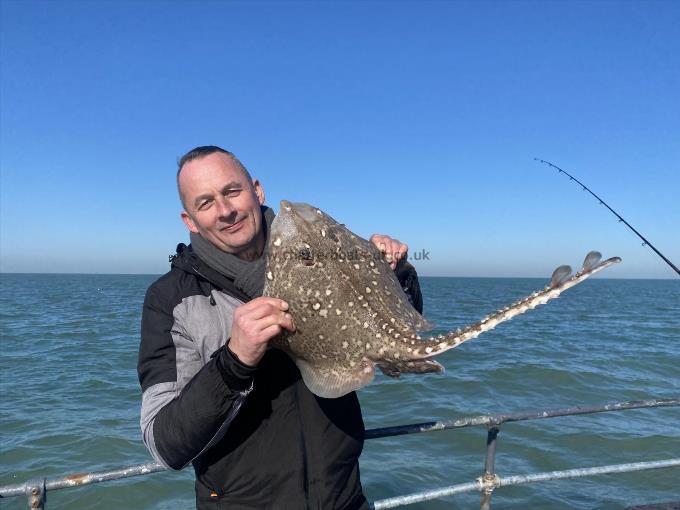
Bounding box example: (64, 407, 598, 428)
(228, 297, 295, 367)
(369, 234, 408, 270)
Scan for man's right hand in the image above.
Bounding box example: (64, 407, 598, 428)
(228, 297, 295, 367)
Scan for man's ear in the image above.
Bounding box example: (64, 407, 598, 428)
(181, 211, 199, 233)
(252, 179, 265, 205)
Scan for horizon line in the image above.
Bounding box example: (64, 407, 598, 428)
(0, 271, 675, 281)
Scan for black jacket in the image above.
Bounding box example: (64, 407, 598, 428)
(138, 244, 423, 509)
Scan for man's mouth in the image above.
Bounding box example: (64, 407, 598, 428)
(221, 217, 245, 233)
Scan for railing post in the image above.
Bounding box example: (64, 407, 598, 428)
(480, 426, 500, 510)
(26, 478, 46, 509)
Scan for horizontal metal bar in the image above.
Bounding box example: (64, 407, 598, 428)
(372, 481, 482, 509)
(365, 398, 679, 439)
(0, 463, 166, 498)
(1, 398, 678, 499)
(497, 458, 680, 487)
(370, 458, 680, 509)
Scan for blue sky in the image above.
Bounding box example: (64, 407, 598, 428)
(1, 0, 678, 278)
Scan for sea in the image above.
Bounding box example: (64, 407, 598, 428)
(0, 274, 678, 509)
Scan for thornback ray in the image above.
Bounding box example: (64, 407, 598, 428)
(263, 201, 621, 398)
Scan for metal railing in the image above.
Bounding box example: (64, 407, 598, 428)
(1, 398, 678, 509)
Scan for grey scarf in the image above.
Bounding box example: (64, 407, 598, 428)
(190, 206, 275, 299)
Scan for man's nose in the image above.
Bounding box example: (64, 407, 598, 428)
(215, 196, 237, 220)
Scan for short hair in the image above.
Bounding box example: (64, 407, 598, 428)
(176, 145, 253, 207)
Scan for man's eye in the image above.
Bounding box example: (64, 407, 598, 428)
(198, 200, 212, 210)
(225, 189, 241, 197)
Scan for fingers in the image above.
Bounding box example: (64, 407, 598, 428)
(242, 296, 290, 312)
(235, 297, 295, 338)
(370, 234, 408, 270)
(246, 309, 296, 334)
(229, 297, 296, 366)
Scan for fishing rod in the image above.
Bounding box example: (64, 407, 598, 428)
(534, 158, 680, 277)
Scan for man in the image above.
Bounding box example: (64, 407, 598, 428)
(138, 146, 423, 509)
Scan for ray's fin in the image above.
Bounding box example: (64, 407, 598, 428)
(581, 250, 602, 273)
(376, 359, 444, 378)
(550, 265, 572, 288)
(349, 233, 434, 333)
(294, 358, 376, 398)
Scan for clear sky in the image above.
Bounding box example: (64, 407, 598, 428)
(1, 0, 678, 278)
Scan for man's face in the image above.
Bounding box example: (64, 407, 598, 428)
(179, 152, 265, 258)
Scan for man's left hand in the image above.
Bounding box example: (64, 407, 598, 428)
(370, 234, 408, 271)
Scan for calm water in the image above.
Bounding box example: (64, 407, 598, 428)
(1, 274, 678, 509)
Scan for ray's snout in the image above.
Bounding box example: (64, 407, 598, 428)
(279, 200, 321, 224)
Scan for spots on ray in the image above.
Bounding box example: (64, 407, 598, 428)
(263, 201, 441, 396)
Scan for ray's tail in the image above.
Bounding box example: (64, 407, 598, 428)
(412, 251, 621, 358)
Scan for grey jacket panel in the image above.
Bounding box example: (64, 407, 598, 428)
(140, 381, 178, 468)
(139, 289, 247, 467)
(171, 291, 243, 368)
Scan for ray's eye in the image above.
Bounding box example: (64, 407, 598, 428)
(298, 248, 315, 266)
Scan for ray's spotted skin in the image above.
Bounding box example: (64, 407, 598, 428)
(264, 200, 621, 398)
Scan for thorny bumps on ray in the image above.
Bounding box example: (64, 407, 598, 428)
(264, 201, 621, 399)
